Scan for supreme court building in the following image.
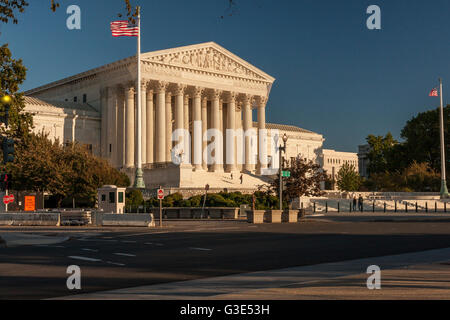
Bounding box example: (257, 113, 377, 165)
(24, 42, 326, 191)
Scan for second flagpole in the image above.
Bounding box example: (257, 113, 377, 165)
(134, 5, 145, 189)
(439, 78, 449, 198)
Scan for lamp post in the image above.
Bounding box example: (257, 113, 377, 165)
(279, 133, 288, 210)
(438, 79, 449, 199)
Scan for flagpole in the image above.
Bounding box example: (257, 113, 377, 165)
(134, 6, 145, 189)
(439, 78, 449, 198)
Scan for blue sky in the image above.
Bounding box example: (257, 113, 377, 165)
(1, 0, 449, 152)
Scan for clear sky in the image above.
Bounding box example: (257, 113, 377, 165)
(1, 0, 449, 152)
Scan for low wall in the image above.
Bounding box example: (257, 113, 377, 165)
(98, 213, 155, 227)
(149, 207, 240, 219)
(0, 213, 58, 226)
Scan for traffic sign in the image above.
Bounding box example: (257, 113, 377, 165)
(282, 171, 291, 178)
(3, 194, 14, 205)
(157, 189, 164, 200)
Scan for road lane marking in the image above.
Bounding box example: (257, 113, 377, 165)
(189, 247, 212, 251)
(106, 261, 126, 266)
(82, 248, 99, 252)
(121, 240, 137, 243)
(68, 256, 102, 262)
(113, 253, 136, 257)
(120, 231, 170, 237)
(145, 242, 164, 246)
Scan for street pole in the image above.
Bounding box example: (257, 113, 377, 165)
(439, 78, 449, 198)
(133, 6, 145, 189)
(279, 149, 283, 210)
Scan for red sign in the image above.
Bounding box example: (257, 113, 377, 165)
(157, 189, 164, 200)
(3, 194, 14, 205)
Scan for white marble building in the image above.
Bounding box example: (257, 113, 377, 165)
(319, 149, 359, 189)
(24, 42, 326, 190)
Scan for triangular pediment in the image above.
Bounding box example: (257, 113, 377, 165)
(142, 42, 275, 83)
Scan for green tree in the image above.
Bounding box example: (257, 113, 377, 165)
(401, 106, 449, 177)
(125, 189, 143, 208)
(366, 132, 400, 175)
(3, 131, 129, 207)
(336, 163, 361, 192)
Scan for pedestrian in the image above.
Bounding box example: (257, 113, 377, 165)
(352, 196, 357, 211)
(240, 174, 243, 184)
(358, 195, 364, 212)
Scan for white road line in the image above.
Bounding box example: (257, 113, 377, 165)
(120, 231, 170, 237)
(106, 261, 126, 266)
(189, 247, 212, 251)
(82, 248, 99, 252)
(113, 253, 136, 257)
(145, 242, 164, 246)
(68, 256, 102, 262)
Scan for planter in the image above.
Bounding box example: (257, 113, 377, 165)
(265, 210, 282, 223)
(282, 210, 299, 223)
(247, 210, 265, 224)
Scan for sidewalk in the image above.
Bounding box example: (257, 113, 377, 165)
(57, 247, 450, 300)
(0, 232, 70, 247)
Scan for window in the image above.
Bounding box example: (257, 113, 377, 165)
(101, 194, 106, 202)
(73, 96, 77, 102)
(83, 94, 87, 103)
(87, 144, 93, 154)
(109, 192, 115, 204)
(118, 192, 124, 203)
(109, 144, 112, 153)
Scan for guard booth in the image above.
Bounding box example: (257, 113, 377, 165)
(97, 185, 126, 214)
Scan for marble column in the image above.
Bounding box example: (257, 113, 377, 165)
(165, 91, 173, 162)
(125, 85, 135, 168)
(107, 86, 118, 164)
(116, 86, 125, 168)
(100, 88, 108, 158)
(146, 88, 154, 164)
(235, 103, 243, 171)
(201, 96, 208, 171)
(141, 82, 147, 165)
(193, 87, 203, 171)
(175, 84, 185, 162)
(155, 81, 167, 163)
(212, 90, 223, 172)
(226, 92, 237, 172)
(257, 96, 267, 174)
(243, 94, 253, 172)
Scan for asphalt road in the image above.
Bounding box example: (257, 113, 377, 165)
(2, 219, 450, 299)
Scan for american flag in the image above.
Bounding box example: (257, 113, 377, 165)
(429, 88, 438, 97)
(110, 20, 139, 37)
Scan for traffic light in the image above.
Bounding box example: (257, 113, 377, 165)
(2, 138, 14, 164)
(0, 95, 11, 127)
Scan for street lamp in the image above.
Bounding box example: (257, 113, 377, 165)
(279, 133, 288, 210)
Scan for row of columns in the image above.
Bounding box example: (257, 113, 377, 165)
(100, 81, 268, 173)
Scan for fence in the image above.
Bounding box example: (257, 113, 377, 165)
(309, 199, 449, 213)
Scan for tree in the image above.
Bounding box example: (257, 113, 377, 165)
(366, 132, 401, 175)
(401, 105, 449, 177)
(0, 44, 33, 139)
(336, 163, 361, 192)
(126, 189, 144, 208)
(2, 131, 129, 207)
(266, 157, 326, 206)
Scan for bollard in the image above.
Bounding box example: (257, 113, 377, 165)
(384, 202, 386, 213)
(445, 202, 447, 213)
(56, 213, 61, 227)
(415, 202, 418, 213)
(395, 201, 397, 213)
(338, 202, 340, 213)
(405, 202, 408, 213)
(435, 202, 437, 213)
(349, 201, 352, 213)
(313, 202, 316, 213)
(426, 202, 428, 213)
(326, 202, 328, 213)
(372, 201, 375, 213)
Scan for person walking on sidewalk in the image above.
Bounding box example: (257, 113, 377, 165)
(358, 195, 364, 212)
(352, 196, 357, 211)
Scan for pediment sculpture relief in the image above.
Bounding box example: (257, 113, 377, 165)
(147, 47, 266, 80)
